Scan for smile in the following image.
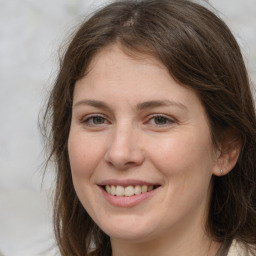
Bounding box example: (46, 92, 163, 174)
(105, 185, 157, 197)
(98, 180, 161, 207)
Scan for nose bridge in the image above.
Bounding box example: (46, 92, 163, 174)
(105, 121, 144, 169)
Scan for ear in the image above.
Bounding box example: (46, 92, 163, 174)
(212, 130, 241, 176)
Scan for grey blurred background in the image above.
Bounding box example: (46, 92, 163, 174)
(0, 0, 255, 255)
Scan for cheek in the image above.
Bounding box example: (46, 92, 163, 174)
(148, 129, 215, 178)
(149, 131, 215, 218)
(68, 133, 104, 211)
(68, 133, 104, 178)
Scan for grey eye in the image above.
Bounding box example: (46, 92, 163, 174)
(83, 115, 108, 125)
(154, 116, 168, 125)
(92, 116, 106, 124)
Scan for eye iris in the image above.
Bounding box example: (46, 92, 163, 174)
(155, 116, 167, 125)
(93, 116, 105, 124)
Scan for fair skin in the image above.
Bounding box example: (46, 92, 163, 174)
(68, 44, 237, 256)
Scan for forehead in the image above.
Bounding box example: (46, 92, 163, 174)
(76, 45, 178, 99)
(85, 43, 165, 77)
(74, 45, 207, 118)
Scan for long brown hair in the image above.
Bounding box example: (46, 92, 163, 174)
(42, 0, 256, 255)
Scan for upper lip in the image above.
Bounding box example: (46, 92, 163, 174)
(97, 179, 160, 186)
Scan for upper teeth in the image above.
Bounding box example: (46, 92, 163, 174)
(105, 185, 154, 197)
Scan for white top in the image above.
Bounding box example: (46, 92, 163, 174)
(227, 240, 253, 256)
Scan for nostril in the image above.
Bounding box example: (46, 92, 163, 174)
(104, 139, 145, 169)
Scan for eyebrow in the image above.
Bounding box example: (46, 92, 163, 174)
(136, 100, 187, 111)
(73, 99, 187, 111)
(74, 99, 111, 110)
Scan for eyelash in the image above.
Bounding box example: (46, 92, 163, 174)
(146, 114, 175, 127)
(82, 115, 110, 126)
(81, 114, 175, 127)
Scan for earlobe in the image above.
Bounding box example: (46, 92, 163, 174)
(213, 135, 241, 177)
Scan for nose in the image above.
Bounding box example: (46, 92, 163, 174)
(104, 125, 145, 170)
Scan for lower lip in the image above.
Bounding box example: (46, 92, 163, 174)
(99, 186, 159, 208)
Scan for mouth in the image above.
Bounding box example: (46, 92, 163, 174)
(98, 180, 161, 207)
(102, 184, 160, 197)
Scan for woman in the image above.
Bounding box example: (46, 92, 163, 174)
(43, 0, 256, 255)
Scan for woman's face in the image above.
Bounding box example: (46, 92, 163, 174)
(68, 44, 219, 243)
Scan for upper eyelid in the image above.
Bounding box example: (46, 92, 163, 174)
(146, 113, 176, 121)
(80, 113, 109, 121)
(79, 114, 110, 126)
(78, 113, 177, 124)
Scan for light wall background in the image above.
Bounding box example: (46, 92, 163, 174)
(0, 0, 255, 255)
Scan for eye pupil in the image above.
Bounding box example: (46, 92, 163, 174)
(155, 116, 167, 124)
(93, 116, 104, 124)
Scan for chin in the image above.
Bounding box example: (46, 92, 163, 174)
(97, 216, 159, 242)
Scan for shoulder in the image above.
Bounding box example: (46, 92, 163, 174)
(227, 240, 255, 256)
